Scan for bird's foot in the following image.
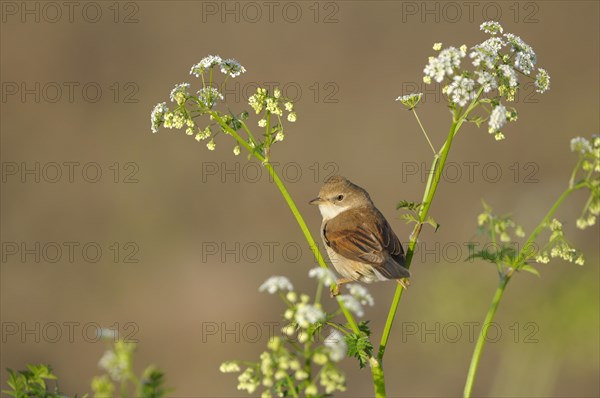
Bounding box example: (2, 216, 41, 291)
(330, 278, 352, 297)
(396, 278, 410, 289)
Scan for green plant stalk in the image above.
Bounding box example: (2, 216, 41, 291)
(463, 274, 510, 398)
(263, 161, 360, 334)
(372, 95, 483, 397)
(210, 112, 361, 334)
(463, 179, 588, 397)
(370, 358, 386, 398)
(378, 113, 461, 358)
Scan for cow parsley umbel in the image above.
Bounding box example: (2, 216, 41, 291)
(221, 270, 353, 397)
(415, 21, 551, 140)
(150, 55, 295, 161)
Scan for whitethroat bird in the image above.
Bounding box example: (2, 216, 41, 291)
(309, 175, 410, 296)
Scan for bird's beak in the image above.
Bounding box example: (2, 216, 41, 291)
(309, 197, 323, 205)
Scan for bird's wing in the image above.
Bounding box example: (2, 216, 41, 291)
(324, 207, 408, 279)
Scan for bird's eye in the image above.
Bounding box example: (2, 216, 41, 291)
(336, 194, 344, 201)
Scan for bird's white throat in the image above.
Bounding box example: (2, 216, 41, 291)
(318, 203, 350, 221)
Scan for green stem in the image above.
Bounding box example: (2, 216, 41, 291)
(372, 93, 485, 397)
(262, 162, 360, 334)
(211, 112, 361, 334)
(411, 108, 436, 154)
(370, 358, 386, 398)
(464, 179, 588, 396)
(377, 117, 459, 360)
(377, 92, 484, 364)
(463, 274, 510, 397)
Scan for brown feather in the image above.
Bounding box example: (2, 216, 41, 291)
(323, 206, 409, 280)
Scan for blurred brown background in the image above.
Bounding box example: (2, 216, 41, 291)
(1, 1, 598, 396)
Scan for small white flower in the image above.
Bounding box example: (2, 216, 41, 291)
(284, 102, 293, 111)
(488, 104, 507, 134)
(249, 88, 267, 114)
(480, 21, 504, 35)
(286, 291, 297, 302)
(265, 97, 283, 116)
(259, 276, 294, 294)
(446, 75, 476, 107)
(514, 51, 536, 74)
(346, 284, 374, 306)
(190, 55, 223, 77)
(150, 102, 168, 133)
(470, 37, 504, 68)
(220, 58, 246, 78)
(338, 294, 364, 317)
(97, 328, 118, 340)
(98, 350, 127, 382)
(169, 83, 190, 104)
(287, 112, 297, 122)
(258, 119, 267, 127)
(233, 145, 241, 156)
(534, 68, 550, 93)
(295, 370, 309, 380)
(237, 368, 259, 393)
(498, 64, 518, 88)
(294, 303, 325, 328)
(475, 70, 498, 93)
(396, 93, 423, 109)
(423, 47, 466, 83)
(207, 138, 216, 151)
(576, 218, 588, 229)
(570, 137, 592, 154)
(275, 131, 284, 142)
(220, 361, 241, 373)
(197, 86, 224, 109)
(324, 329, 347, 362)
(433, 42, 442, 51)
(536, 254, 550, 264)
(308, 267, 337, 287)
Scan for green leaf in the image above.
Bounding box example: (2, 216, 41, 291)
(345, 332, 374, 369)
(396, 200, 421, 211)
(139, 366, 169, 398)
(357, 321, 372, 337)
(399, 213, 419, 225)
(519, 264, 541, 277)
(425, 216, 440, 232)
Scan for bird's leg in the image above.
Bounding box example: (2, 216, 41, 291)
(331, 278, 353, 297)
(396, 278, 411, 289)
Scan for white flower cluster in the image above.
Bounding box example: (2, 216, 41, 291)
(150, 102, 168, 133)
(97, 341, 135, 382)
(308, 267, 337, 286)
(396, 92, 423, 109)
(197, 86, 223, 109)
(190, 55, 246, 78)
(445, 75, 477, 107)
(346, 283, 374, 306)
(249, 88, 297, 124)
(324, 329, 347, 362)
(536, 218, 585, 266)
(570, 136, 600, 229)
(221, 272, 348, 397)
(416, 21, 551, 141)
(295, 302, 326, 329)
(169, 83, 190, 105)
(423, 46, 466, 83)
(259, 276, 294, 294)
